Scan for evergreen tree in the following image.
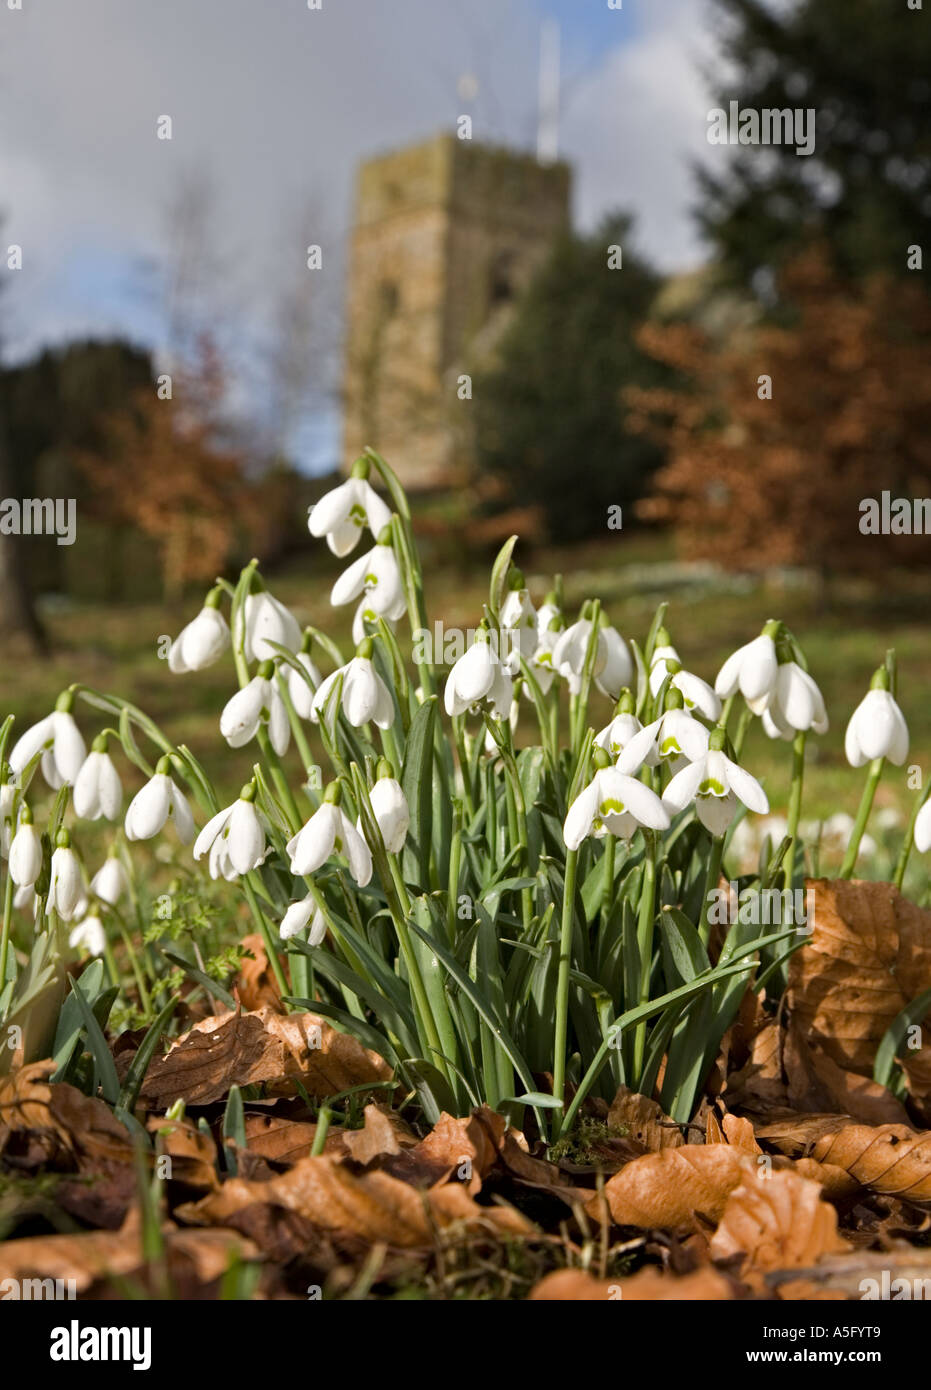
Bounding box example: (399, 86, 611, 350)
(696, 0, 931, 288)
(472, 215, 667, 543)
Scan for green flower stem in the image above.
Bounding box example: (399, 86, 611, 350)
(894, 782, 931, 890)
(451, 715, 476, 819)
(552, 846, 579, 1131)
(631, 830, 658, 1082)
(256, 728, 303, 836)
(601, 834, 616, 928)
(242, 875, 290, 1000)
(786, 731, 807, 888)
(732, 704, 754, 759)
(0, 870, 13, 998)
(117, 921, 151, 1014)
(699, 834, 725, 948)
(276, 675, 316, 796)
(446, 804, 462, 945)
(840, 757, 885, 878)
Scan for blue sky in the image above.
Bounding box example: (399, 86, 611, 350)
(0, 0, 717, 472)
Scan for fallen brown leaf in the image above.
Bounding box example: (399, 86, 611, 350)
(709, 1168, 849, 1287)
(587, 1145, 750, 1232)
(788, 879, 931, 1094)
(178, 1153, 532, 1248)
(235, 934, 284, 1013)
(528, 1266, 734, 1300)
(607, 1088, 684, 1151)
(810, 1123, 931, 1203)
(139, 1006, 392, 1108)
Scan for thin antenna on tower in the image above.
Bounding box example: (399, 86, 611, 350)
(537, 18, 560, 165)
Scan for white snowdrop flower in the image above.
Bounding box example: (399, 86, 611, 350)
(330, 540, 406, 622)
(287, 646, 323, 720)
(845, 678, 909, 767)
(286, 786, 373, 885)
(235, 589, 302, 664)
(48, 834, 83, 921)
(10, 696, 86, 790)
(9, 810, 42, 889)
(311, 642, 395, 730)
(69, 914, 106, 957)
(444, 631, 514, 718)
(360, 766, 410, 854)
(484, 696, 519, 754)
(124, 760, 194, 844)
(500, 574, 538, 675)
(220, 664, 290, 755)
(529, 599, 562, 694)
(308, 471, 393, 557)
(168, 592, 229, 673)
(615, 696, 710, 775)
(715, 628, 780, 703)
(280, 894, 328, 945)
(563, 761, 670, 850)
(648, 640, 682, 697)
(662, 739, 769, 836)
(757, 661, 828, 740)
(73, 738, 123, 821)
(13, 883, 38, 915)
(194, 788, 268, 878)
(913, 798, 931, 854)
(595, 709, 650, 761)
(90, 853, 130, 906)
(553, 615, 632, 698)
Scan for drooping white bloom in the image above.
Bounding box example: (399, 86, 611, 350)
(69, 914, 106, 957)
(220, 671, 290, 755)
(529, 601, 562, 694)
(552, 618, 632, 698)
(656, 662, 721, 721)
(287, 650, 323, 720)
(235, 591, 302, 664)
(312, 653, 394, 730)
(90, 854, 130, 906)
(194, 794, 268, 878)
(756, 662, 828, 740)
(715, 632, 779, 703)
(662, 748, 769, 835)
(361, 775, 410, 854)
(444, 635, 513, 718)
(10, 705, 86, 789)
(286, 800, 373, 885)
(280, 894, 328, 945)
(913, 798, 931, 855)
(308, 476, 392, 556)
(500, 586, 538, 675)
(9, 816, 42, 889)
(616, 706, 711, 775)
(845, 687, 909, 767)
(168, 602, 229, 673)
(330, 543, 406, 622)
(563, 767, 670, 849)
(48, 840, 83, 920)
(124, 767, 194, 843)
(648, 642, 681, 696)
(594, 710, 653, 762)
(73, 746, 123, 821)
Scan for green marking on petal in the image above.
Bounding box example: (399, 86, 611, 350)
(698, 777, 727, 796)
(599, 797, 626, 816)
(659, 737, 681, 757)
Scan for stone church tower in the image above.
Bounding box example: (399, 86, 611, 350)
(342, 133, 570, 490)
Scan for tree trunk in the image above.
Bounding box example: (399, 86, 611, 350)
(0, 404, 47, 654)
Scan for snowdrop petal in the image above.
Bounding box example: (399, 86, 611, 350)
(125, 774, 171, 840)
(724, 757, 769, 814)
(562, 780, 601, 851)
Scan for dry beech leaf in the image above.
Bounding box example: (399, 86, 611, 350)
(178, 1153, 533, 1248)
(235, 933, 284, 1013)
(588, 1145, 750, 1231)
(790, 1157, 862, 1201)
(706, 1110, 760, 1154)
(0, 1208, 258, 1293)
(768, 1248, 931, 1300)
(342, 1104, 418, 1165)
(709, 1168, 849, 1286)
(528, 1267, 734, 1301)
(784, 1018, 910, 1125)
(788, 879, 931, 1090)
(146, 1114, 219, 1190)
(607, 1088, 684, 1151)
(139, 1006, 392, 1107)
(412, 1107, 507, 1191)
(242, 1113, 340, 1165)
(810, 1123, 931, 1203)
